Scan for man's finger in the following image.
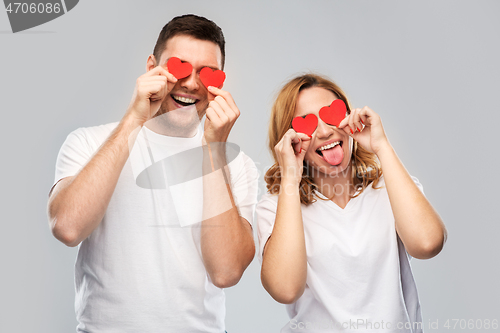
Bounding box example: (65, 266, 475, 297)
(148, 66, 178, 83)
(214, 96, 238, 119)
(207, 86, 238, 111)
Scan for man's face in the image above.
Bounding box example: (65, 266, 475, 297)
(154, 35, 222, 129)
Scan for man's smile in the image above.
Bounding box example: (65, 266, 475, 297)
(171, 93, 199, 107)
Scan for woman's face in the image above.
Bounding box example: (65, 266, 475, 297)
(294, 86, 353, 177)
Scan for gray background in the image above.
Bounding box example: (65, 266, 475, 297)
(1, 0, 499, 332)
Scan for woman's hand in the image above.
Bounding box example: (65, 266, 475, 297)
(274, 129, 311, 185)
(338, 106, 390, 156)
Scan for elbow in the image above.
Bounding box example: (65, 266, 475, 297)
(207, 241, 255, 288)
(210, 268, 244, 289)
(51, 223, 81, 247)
(55, 230, 81, 248)
(267, 285, 305, 304)
(48, 213, 81, 247)
(262, 275, 305, 304)
(411, 232, 447, 260)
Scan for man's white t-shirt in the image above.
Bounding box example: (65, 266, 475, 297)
(53, 122, 258, 333)
(256, 176, 424, 333)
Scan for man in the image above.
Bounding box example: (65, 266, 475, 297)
(48, 14, 258, 332)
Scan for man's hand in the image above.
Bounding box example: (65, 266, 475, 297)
(126, 66, 177, 125)
(203, 86, 240, 144)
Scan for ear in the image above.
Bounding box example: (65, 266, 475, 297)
(146, 54, 157, 72)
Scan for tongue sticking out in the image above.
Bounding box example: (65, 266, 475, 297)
(322, 144, 344, 166)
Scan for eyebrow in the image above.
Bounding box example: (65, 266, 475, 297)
(295, 112, 317, 118)
(202, 65, 221, 71)
(166, 56, 189, 63)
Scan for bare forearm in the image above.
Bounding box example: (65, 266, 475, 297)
(377, 143, 447, 258)
(261, 179, 307, 304)
(200, 144, 255, 288)
(48, 115, 142, 246)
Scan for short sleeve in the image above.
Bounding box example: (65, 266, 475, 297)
(228, 152, 259, 227)
(52, 128, 93, 190)
(255, 193, 278, 262)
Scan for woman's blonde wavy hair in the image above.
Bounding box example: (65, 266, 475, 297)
(265, 73, 383, 205)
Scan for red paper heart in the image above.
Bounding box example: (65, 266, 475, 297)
(319, 99, 347, 127)
(166, 57, 193, 79)
(200, 67, 226, 88)
(292, 114, 318, 137)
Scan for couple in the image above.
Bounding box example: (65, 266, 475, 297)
(47, 14, 447, 333)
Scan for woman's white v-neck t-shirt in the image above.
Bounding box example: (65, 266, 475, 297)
(256, 176, 424, 333)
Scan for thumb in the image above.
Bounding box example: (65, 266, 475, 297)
(207, 87, 216, 102)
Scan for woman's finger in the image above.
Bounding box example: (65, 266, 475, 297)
(348, 109, 359, 135)
(338, 114, 350, 129)
(352, 108, 363, 133)
(359, 106, 377, 124)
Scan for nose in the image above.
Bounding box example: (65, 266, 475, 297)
(314, 118, 335, 139)
(179, 70, 200, 91)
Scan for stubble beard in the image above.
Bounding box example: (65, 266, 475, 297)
(147, 97, 208, 138)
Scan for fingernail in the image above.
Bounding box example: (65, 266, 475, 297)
(357, 127, 361, 132)
(350, 129, 354, 134)
(360, 119, 364, 124)
(308, 134, 312, 138)
(300, 148, 304, 153)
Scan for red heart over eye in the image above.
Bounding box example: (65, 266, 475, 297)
(200, 67, 226, 88)
(319, 99, 347, 127)
(166, 57, 193, 79)
(292, 114, 318, 137)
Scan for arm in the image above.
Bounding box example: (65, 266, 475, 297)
(200, 145, 255, 288)
(47, 66, 177, 247)
(261, 129, 311, 304)
(198, 87, 255, 288)
(377, 145, 446, 259)
(340, 106, 447, 259)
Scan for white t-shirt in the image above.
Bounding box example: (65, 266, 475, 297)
(256, 176, 424, 333)
(53, 122, 259, 333)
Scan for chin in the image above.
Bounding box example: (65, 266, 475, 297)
(151, 106, 201, 134)
(305, 155, 352, 179)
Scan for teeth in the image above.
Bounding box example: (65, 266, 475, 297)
(173, 95, 196, 104)
(318, 141, 340, 151)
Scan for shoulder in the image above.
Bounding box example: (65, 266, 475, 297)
(228, 149, 259, 180)
(256, 191, 279, 210)
(61, 122, 119, 155)
(68, 122, 119, 146)
(235, 150, 257, 169)
(370, 174, 424, 193)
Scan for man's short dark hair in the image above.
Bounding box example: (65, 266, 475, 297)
(153, 14, 226, 69)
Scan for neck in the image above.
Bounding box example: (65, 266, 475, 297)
(311, 163, 354, 209)
(144, 116, 199, 138)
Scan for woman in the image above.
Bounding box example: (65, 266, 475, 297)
(256, 74, 447, 332)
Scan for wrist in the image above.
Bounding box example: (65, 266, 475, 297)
(122, 111, 146, 129)
(279, 179, 301, 196)
(375, 141, 395, 161)
(281, 176, 300, 187)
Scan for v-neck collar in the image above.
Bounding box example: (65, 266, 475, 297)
(314, 186, 366, 213)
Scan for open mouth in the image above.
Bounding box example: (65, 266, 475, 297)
(315, 141, 344, 166)
(171, 94, 198, 107)
(316, 141, 343, 157)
